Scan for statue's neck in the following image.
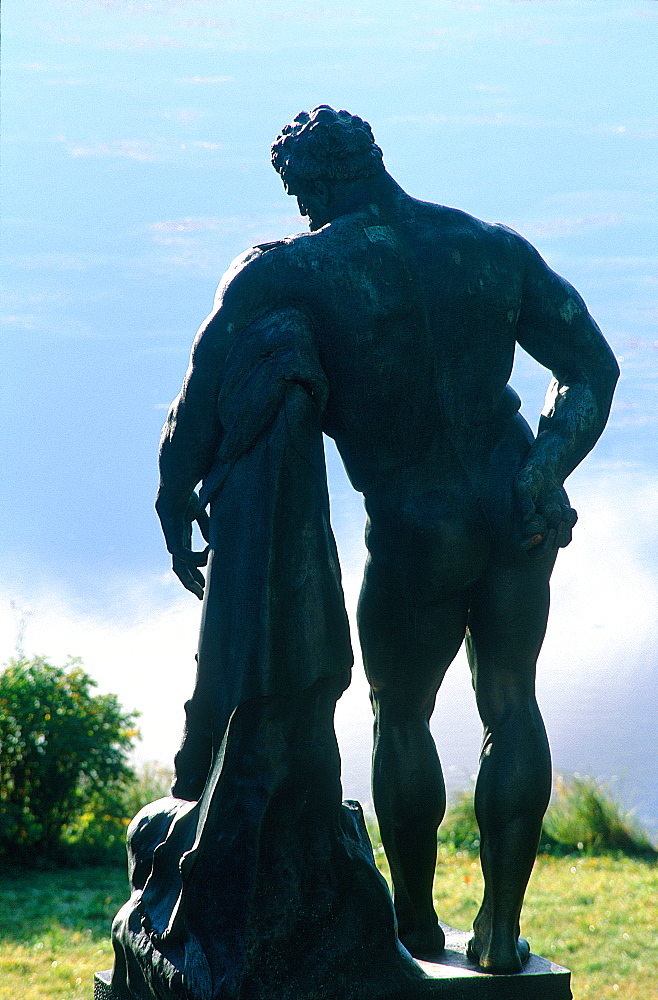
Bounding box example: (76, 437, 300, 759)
(330, 171, 409, 223)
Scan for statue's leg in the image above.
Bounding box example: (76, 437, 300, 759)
(465, 549, 556, 973)
(358, 554, 470, 959)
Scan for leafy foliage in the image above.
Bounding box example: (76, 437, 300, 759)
(0, 655, 139, 859)
(58, 761, 173, 864)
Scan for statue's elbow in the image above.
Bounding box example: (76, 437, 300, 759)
(594, 344, 620, 403)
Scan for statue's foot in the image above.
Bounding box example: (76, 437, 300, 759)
(398, 918, 445, 961)
(467, 932, 530, 974)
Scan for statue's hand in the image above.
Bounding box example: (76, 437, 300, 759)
(515, 462, 578, 556)
(156, 492, 210, 600)
(171, 548, 209, 601)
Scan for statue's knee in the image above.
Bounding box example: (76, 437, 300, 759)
(475, 670, 538, 723)
(370, 684, 426, 725)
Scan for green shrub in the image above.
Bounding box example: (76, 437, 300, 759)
(0, 654, 139, 861)
(542, 774, 657, 859)
(438, 787, 480, 852)
(58, 761, 174, 864)
(435, 775, 657, 859)
(120, 760, 174, 819)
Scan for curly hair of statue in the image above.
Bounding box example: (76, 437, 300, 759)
(271, 105, 385, 184)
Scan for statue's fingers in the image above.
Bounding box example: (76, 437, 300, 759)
(170, 544, 210, 567)
(195, 507, 211, 543)
(555, 487, 578, 528)
(565, 505, 578, 529)
(543, 500, 562, 521)
(555, 520, 572, 548)
(520, 532, 544, 551)
(172, 559, 205, 600)
(188, 565, 206, 590)
(541, 497, 577, 548)
(518, 512, 547, 550)
(533, 527, 557, 557)
(173, 567, 202, 599)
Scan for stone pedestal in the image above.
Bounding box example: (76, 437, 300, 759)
(95, 923, 571, 1000)
(415, 923, 571, 998)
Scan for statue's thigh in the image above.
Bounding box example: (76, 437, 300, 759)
(466, 549, 558, 694)
(357, 545, 471, 707)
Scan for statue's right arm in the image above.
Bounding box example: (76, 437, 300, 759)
(512, 235, 619, 552)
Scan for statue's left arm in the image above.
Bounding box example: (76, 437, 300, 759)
(155, 245, 294, 595)
(155, 304, 228, 597)
(514, 239, 619, 552)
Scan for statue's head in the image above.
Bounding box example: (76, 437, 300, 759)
(271, 106, 385, 229)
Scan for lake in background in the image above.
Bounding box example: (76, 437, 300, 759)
(3, 0, 656, 838)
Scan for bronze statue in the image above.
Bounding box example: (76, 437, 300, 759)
(108, 107, 616, 999)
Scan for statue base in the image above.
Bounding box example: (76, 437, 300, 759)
(96, 924, 571, 1000)
(417, 923, 572, 998)
(102, 685, 572, 1000)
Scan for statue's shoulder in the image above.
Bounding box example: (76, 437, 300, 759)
(408, 199, 528, 251)
(215, 234, 316, 302)
(202, 237, 322, 360)
(458, 212, 539, 265)
(214, 242, 282, 301)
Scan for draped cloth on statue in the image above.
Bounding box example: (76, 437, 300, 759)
(135, 304, 353, 932)
(165, 305, 354, 801)
(188, 305, 354, 762)
(108, 308, 427, 999)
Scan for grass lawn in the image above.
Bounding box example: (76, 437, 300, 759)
(1, 853, 656, 999)
(0, 864, 128, 1000)
(376, 847, 658, 1000)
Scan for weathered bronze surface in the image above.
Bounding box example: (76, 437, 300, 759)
(108, 107, 616, 998)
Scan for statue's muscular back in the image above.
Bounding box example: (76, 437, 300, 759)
(234, 195, 531, 512)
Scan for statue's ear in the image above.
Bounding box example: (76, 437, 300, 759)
(312, 180, 330, 206)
